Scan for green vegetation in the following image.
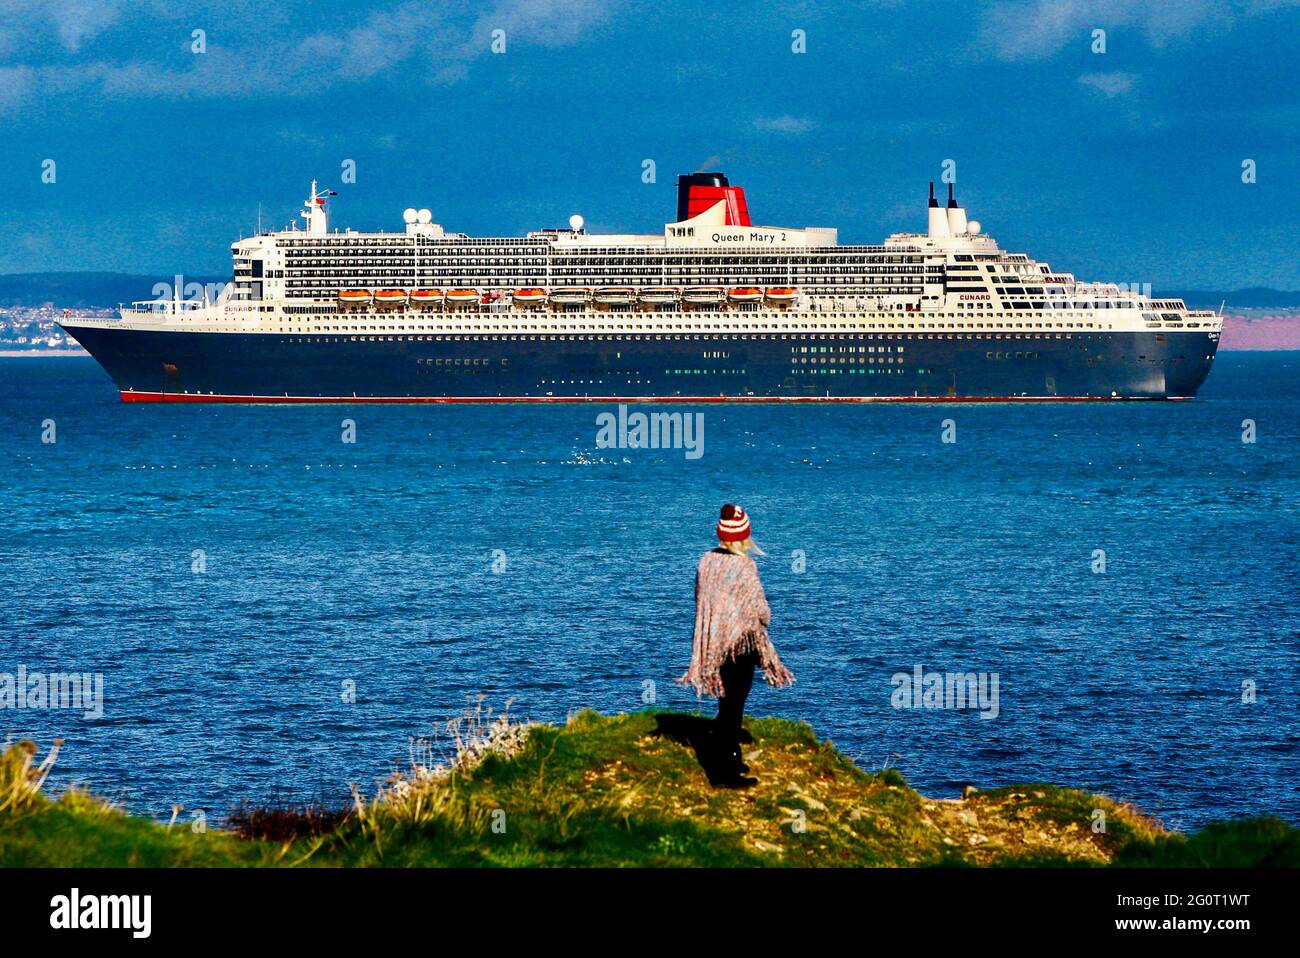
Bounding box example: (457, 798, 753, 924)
(0, 740, 278, 867)
(2, 712, 1295, 868)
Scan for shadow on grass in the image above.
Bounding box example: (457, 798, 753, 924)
(649, 713, 753, 787)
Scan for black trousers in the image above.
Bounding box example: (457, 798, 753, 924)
(716, 650, 760, 742)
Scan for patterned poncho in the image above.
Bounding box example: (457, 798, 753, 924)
(678, 549, 795, 698)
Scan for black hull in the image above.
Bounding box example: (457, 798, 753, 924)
(60, 325, 1219, 402)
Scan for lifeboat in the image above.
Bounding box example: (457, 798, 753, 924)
(409, 289, 443, 304)
(682, 286, 724, 305)
(444, 288, 479, 305)
(765, 286, 798, 304)
(639, 286, 679, 304)
(593, 286, 636, 305)
(549, 287, 589, 305)
(338, 289, 372, 304)
(728, 286, 763, 303)
(513, 288, 548, 305)
(373, 289, 408, 305)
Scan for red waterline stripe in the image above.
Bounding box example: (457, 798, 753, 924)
(121, 391, 1180, 405)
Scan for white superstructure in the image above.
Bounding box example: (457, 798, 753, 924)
(74, 177, 1219, 341)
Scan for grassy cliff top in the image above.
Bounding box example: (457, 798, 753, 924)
(2, 711, 1296, 867)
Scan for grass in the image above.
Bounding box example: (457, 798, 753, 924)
(2, 711, 1296, 868)
(0, 740, 279, 867)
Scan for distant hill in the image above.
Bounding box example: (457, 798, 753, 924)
(0, 272, 227, 308)
(1169, 288, 1300, 309)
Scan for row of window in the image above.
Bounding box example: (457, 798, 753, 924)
(791, 367, 905, 375)
(282, 282, 926, 296)
(277, 241, 926, 266)
(416, 357, 506, 366)
(271, 330, 1089, 342)
(987, 351, 1043, 360)
(414, 365, 505, 375)
(797, 345, 905, 353)
(266, 312, 1105, 332)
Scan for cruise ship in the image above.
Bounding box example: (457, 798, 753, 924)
(60, 172, 1221, 402)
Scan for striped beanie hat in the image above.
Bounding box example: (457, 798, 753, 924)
(717, 503, 751, 542)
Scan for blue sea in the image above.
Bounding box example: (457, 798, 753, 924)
(2, 353, 1297, 831)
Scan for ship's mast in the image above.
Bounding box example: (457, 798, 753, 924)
(302, 179, 329, 235)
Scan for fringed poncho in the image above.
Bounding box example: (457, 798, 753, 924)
(678, 549, 795, 698)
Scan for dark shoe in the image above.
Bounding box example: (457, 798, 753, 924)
(733, 750, 750, 775)
(715, 773, 758, 789)
(722, 738, 754, 779)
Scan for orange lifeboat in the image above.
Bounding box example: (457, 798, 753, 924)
(409, 289, 443, 304)
(728, 287, 763, 303)
(513, 288, 548, 305)
(338, 289, 372, 305)
(444, 288, 479, 305)
(373, 289, 408, 305)
(765, 286, 798, 304)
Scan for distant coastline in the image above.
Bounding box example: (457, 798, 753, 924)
(0, 349, 88, 357)
(1219, 314, 1300, 351)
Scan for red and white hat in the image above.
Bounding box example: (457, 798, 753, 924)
(716, 503, 751, 542)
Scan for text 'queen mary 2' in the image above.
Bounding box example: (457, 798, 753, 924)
(61, 173, 1221, 403)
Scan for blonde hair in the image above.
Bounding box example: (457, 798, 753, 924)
(720, 537, 765, 557)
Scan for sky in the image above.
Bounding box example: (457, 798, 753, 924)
(2, 0, 1298, 290)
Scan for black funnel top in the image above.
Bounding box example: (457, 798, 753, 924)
(947, 183, 958, 209)
(677, 172, 731, 223)
(928, 181, 938, 208)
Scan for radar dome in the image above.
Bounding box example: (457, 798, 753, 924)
(417, 208, 433, 224)
(569, 214, 584, 231)
(402, 208, 417, 224)
(966, 220, 981, 235)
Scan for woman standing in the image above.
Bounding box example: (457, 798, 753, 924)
(679, 504, 794, 787)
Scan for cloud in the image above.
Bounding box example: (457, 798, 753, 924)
(0, 0, 617, 113)
(0, 64, 33, 112)
(478, 0, 621, 47)
(753, 115, 819, 135)
(976, 0, 1289, 61)
(1077, 70, 1139, 96)
(0, 0, 127, 53)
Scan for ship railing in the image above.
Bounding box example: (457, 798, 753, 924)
(122, 299, 209, 318)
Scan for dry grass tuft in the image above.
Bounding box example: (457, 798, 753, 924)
(384, 696, 532, 801)
(0, 739, 63, 815)
(337, 697, 535, 851)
